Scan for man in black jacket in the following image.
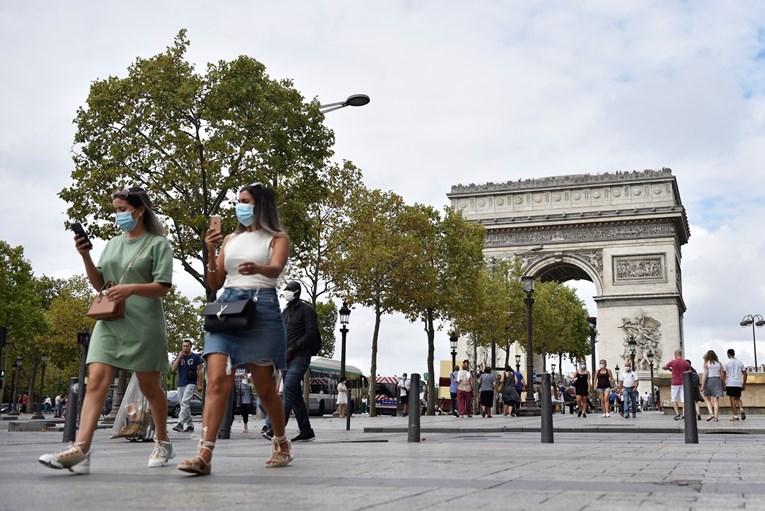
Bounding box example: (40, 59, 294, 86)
(263, 281, 318, 442)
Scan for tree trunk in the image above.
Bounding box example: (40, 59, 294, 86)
(505, 342, 511, 368)
(425, 309, 436, 415)
(368, 307, 382, 417)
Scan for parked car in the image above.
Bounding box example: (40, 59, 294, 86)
(166, 390, 203, 418)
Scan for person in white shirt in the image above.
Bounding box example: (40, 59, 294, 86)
(723, 349, 747, 421)
(621, 362, 639, 419)
(397, 373, 411, 417)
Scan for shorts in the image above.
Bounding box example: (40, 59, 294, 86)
(726, 386, 742, 398)
(399, 395, 408, 404)
(671, 384, 684, 402)
(480, 390, 494, 407)
(596, 386, 610, 395)
(203, 288, 286, 370)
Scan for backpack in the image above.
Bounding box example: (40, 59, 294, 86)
(514, 372, 524, 393)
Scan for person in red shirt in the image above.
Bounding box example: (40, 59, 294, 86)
(662, 350, 691, 420)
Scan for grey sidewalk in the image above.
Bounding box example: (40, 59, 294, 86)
(1, 413, 765, 511)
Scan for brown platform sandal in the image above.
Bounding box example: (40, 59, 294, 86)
(265, 435, 293, 468)
(177, 439, 215, 476)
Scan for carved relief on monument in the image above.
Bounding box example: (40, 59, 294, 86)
(484, 221, 677, 247)
(619, 312, 662, 371)
(612, 254, 666, 283)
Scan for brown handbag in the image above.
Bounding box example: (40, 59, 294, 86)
(86, 237, 151, 321)
(86, 282, 125, 320)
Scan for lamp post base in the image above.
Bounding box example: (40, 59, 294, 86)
(517, 403, 542, 417)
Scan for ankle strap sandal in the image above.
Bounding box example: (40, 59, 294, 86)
(177, 439, 215, 476)
(265, 435, 293, 468)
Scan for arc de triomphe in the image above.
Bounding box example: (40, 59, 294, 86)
(447, 168, 690, 378)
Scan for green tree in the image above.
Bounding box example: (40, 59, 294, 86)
(58, 30, 335, 300)
(287, 161, 363, 306)
(0, 241, 47, 401)
(397, 206, 485, 414)
(332, 187, 408, 417)
(163, 288, 204, 353)
(532, 282, 591, 363)
(315, 301, 337, 358)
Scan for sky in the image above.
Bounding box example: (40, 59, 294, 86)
(2, 1, 765, 379)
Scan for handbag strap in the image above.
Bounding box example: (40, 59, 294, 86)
(98, 235, 153, 292)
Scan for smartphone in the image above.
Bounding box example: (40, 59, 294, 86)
(209, 215, 222, 235)
(70, 222, 93, 250)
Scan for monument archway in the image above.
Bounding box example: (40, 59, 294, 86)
(448, 169, 690, 380)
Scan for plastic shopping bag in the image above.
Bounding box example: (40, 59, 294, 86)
(110, 372, 155, 442)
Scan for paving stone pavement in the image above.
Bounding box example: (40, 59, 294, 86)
(2, 412, 765, 511)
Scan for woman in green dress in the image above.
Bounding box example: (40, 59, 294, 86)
(39, 187, 174, 474)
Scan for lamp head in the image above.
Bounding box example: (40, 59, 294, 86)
(515, 354, 522, 364)
(521, 275, 535, 293)
(339, 301, 351, 326)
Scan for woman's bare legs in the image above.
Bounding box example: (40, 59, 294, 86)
(198, 354, 234, 463)
(135, 371, 169, 442)
(75, 363, 115, 452)
(250, 365, 288, 446)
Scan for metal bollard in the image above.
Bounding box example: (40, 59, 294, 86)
(407, 373, 421, 443)
(218, 387, 235, 439)
(62, 377, 79, 443)
(346, 388, 352, 431)
(541, 373, 554, 444)
(683, 372, 698, 444)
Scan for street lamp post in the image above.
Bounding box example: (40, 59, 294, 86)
(32, 354, 49, 419)
(9, 356, 22, 415)
(647, 350, 655, 410)
(449, 333, 458, 370)
(319, 94, 371, 114)
(740, 314, 765, 370)
(615, 365, 620, 385)
(338, 302, 351, 431)
(551, 363, 557, 386)
(627, 336, 637, 371)
(518, 275, 540, 416)
(515, 354, 521, 375)
(587, 317, 597, 380)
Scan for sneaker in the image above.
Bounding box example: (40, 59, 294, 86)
(624, 414, 629, 419)
(183, 424, 194, 433)
(291, 431, 316, 442)
(741, 411, 746, 421)
(673, 414, 682, 420)
(601, 413, 606, 418)
(606, 413, 610, 418)
(147, 440, 174, 468)
(38, 443, 91, 474)
(729, 416, 739, 421)
(172, 423, 184, 432)
(261, 428, 273, 441)
(577, 411, 582, 418)
(582, 412, 587, 418)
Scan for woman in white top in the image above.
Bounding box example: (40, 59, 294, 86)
(336, 377, 348, 418)
(701, 350, 726, 422)
(178, 184, 291, 475)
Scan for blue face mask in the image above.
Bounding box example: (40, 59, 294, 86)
(236, 203, 255, 226)
(115, 211, 138, 232)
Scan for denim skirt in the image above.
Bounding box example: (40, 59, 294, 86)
(703, 376, 723, 398)
(203, 288, 286, 370)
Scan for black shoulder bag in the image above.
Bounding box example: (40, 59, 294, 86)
(202, 297, 257, 333)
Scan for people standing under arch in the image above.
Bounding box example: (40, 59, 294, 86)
(701, 350, 725, 422)
(662, 350, 690, 420)
(573, 365, 590, 417)
(594, 360, 615, 418)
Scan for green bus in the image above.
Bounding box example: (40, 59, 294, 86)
(307, 357, 366, 416)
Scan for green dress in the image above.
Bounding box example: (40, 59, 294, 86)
(87, 233, 173, 372)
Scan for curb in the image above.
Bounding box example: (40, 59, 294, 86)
(362, 426, 765, 435)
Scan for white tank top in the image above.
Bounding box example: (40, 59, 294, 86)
(706, 361, 722, 378)
(223, 230, 278, 289)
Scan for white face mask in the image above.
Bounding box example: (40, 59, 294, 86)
(281, 290, 297, 302)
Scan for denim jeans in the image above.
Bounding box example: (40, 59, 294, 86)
(265, 354, 313, 434)
(450, 392, 457, 414)
(177, 383, 196, 427)
(623, 388, 638, 417)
